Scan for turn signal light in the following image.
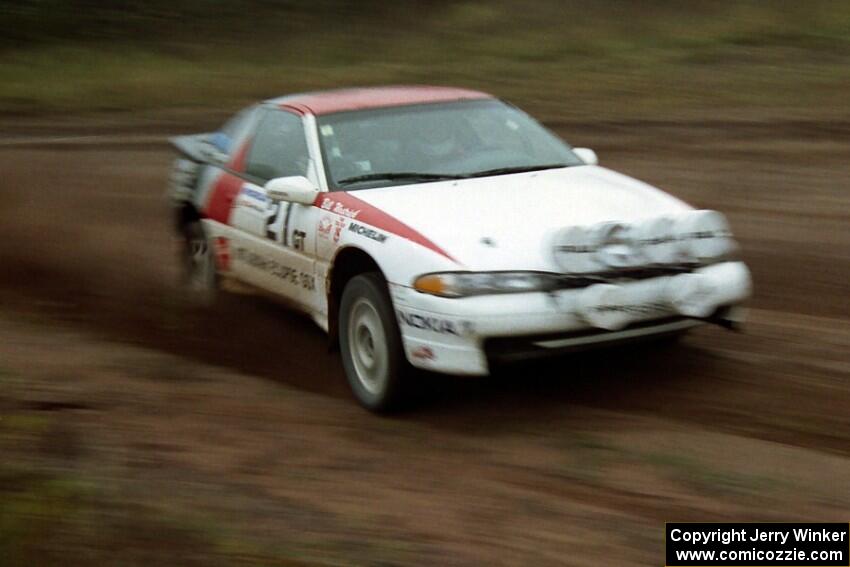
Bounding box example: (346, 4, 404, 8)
(413, 274, 450, 296)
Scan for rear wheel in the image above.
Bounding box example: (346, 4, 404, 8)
(179, 221, 217, 307)
(339, 273, 406, 412)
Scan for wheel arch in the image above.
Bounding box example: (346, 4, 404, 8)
(175, 201, 202, 233)
(327, 246, 388, 351)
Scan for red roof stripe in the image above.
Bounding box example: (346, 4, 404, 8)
(315, 192, 457, 263)
(277, 86, 492, 116)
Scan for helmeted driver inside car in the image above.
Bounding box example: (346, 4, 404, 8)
(409, 117, 469, 163)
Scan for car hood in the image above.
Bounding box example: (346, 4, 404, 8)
(353, 166, 691, 271)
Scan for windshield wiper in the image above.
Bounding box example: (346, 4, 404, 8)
(461, 163, 569, 178)
(336, 164, 570, 186)
(337, 172, 465, 186)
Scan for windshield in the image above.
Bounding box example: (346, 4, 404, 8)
(316, 99, 583, 190)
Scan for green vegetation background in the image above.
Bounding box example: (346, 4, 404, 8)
(2, 0, 849, 120)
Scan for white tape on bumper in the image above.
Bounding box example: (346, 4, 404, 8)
(667, 273, 717, 318)
(575, 284, 631, 330)
(575, 261, 752, 330)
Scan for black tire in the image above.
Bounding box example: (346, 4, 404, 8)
(339, 272, 407, 412)
(179, 221, 218, 307)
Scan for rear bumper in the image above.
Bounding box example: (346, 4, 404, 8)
(390, 261, 752, 376)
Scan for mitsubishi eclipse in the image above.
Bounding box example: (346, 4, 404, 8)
(168, 86, 752, 411)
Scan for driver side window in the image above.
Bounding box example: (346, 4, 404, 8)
(245, 109, 310, 182)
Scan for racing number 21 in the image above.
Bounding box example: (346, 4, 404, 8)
(264, 201, 282, 242)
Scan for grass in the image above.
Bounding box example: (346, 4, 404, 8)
(0, 412, 50, 437)
(550, 433, 786, 500)
(559, 433, 625, 482)
(0, 404, 263, 567)
(1, 1, 850, 121)
(0, 458, 329, 567)
(0, 461, 431, 566)
(641, 451, 785, 499)
(0, 405, 423, 566)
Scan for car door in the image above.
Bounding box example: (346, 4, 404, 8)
(227, 108, 320, 310)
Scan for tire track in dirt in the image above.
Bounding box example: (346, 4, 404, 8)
(0, 126, 847, 455)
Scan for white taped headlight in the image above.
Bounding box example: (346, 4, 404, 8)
(552, 210, 737, 275)
(553, 222, 644, 272)
(631, 215, 681, 265)
(675, 210, 737, 262)
(552, 226, 605, 274)
(592, 222, 643, 269)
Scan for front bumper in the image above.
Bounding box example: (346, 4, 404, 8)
(390, 261, 752, 375)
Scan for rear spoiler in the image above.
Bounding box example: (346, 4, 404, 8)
(169, 133, 229, 165)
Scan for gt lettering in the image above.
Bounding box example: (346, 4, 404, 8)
(292, 229, 307, 251)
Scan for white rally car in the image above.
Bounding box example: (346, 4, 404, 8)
(169, 86, 751, 411)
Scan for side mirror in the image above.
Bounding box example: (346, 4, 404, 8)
(265, 176, 319, 205)
(573, 147, 598, 166)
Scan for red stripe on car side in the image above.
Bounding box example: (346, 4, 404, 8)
(205, 173, 243, 224)
(316, 192, 457, 263)
(228, 139, 251, 172)
(204, 139, 251, 224)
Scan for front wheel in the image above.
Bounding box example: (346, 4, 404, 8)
(339, 273, 407, 412)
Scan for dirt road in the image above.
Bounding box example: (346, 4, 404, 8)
(0, 121, 848, 566)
